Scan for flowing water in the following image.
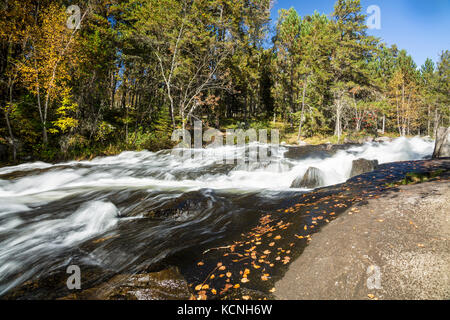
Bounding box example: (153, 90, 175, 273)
(0, 137, 434, 297)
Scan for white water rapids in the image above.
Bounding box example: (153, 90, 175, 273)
(0, 136, 434, 295)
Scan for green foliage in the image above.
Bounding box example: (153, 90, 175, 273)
(386, 170, 447, 187)
(51, 89, 79, 134)
(95, 121, 116, 143)
(0, 0, 448, 164)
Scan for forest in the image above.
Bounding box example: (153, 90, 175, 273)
(1, 0, 449, 163)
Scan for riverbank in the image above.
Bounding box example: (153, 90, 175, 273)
(0, 129, 406, 168)
(275, 179, 450, 300)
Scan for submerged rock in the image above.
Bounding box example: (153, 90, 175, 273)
(291, 167, 325, 189)
(62, 267, 191, 300)
(350, 159, 379, 178)
(432, 127, 450, 159)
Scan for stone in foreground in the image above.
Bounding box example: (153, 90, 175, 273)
(291, 167, 325, 189)
(432, 127, 450, 159)
(275, 180, 450, 300)
(350, 158, 379, 178)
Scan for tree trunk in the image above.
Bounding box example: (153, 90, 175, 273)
(396, 99, 401, 136)
(407, 115, 410, 136)
(169, 97, 176, 129)
(42, 126, 48, 144)
(6, 80, 17, 161)
(353, 94, 362, 132)
(180, 107, 186, 142)
(4, 111, 16, 161)
(297, 76, 308, 141)
(433, 109, 440, 138)
(34, 57, 48, 144)
(110, 70, 116, 109)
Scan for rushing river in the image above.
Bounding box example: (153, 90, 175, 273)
(0, 137, 434, 297)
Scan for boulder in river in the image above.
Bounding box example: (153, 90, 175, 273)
(350, 158, 379, 178)
(291, 167, 325, 189)
(432, 127, 450, 159)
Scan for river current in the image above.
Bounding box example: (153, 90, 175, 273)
(0, 137, 434, 296)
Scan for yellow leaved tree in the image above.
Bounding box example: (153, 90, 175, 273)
(17, 2, 85, 144)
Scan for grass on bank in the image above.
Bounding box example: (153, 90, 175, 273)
(385, 170, 448, 188)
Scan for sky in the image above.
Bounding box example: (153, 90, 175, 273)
(270, 0, 450, 68)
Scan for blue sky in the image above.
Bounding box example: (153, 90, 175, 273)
(270, 0, 450, 68)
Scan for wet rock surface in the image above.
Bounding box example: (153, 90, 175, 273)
(433, 127, 450, 158)
(275, 179, 450, 300)
(178, 159, 449, 300)
(2, 158, 448, 300)
(291, 167, 325, 189)
(284, 143, 360, 160)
